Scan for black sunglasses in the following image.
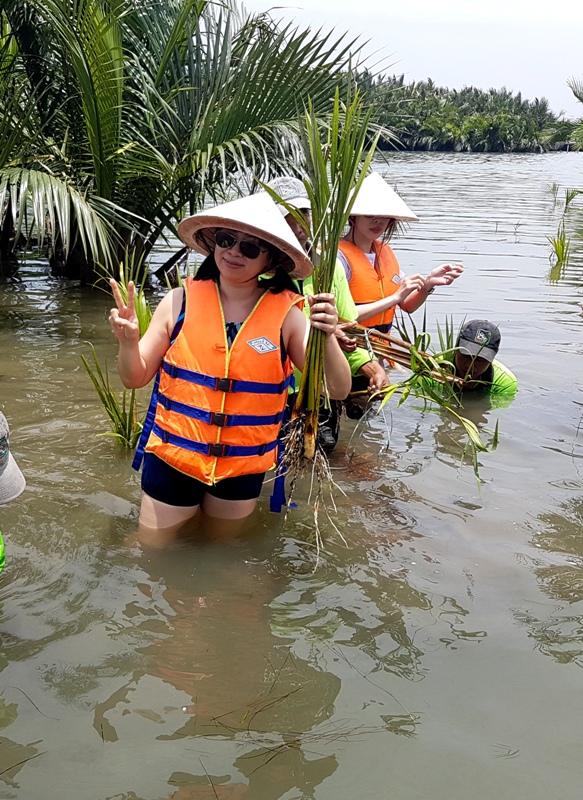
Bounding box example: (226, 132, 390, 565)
(215, 230, 268, 260)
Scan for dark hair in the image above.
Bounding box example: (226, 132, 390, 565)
(193, 252, 297, 294)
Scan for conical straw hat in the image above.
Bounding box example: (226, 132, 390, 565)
(0, 412, 25, 505)
(349, 172, 419, 221)
(177, 193, 312, 278)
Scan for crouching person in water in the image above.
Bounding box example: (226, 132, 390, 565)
(451, 320, 517, 396)
(109, 193, 351, 539)
(423, 319, 517, 403)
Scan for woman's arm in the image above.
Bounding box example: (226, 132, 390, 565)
(284, 294, 351, 400)
(109, 280, 183, 388)
(355, 274, 425, 323)
(400, 262, 464, 314)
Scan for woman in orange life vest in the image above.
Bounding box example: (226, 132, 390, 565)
(338, 172, 464, 333)
(109, 193, 351, 533)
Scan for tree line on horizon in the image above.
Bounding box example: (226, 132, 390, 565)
(357, 72, 578, 153)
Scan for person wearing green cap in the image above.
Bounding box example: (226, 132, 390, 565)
(421, 320, 517, 406)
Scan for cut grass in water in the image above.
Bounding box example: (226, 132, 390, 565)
(547, 223, 571, 266)
(564, 188, 582, 212)
(84, 254, 155, 446)
(81, 344, 143, 449)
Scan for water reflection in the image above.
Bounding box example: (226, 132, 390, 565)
(90, 532, 341, 798)
(515, 494, 583, 667)
(3, 154, 583, 797)
(342, 386, 511, 490)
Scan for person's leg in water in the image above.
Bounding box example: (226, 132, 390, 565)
(137, 454, 204, 547)
(200, 471, 265, 540)
(343, 374, 369, 420)
(317, 398, 342, 453)
(137, 454, 265, 546)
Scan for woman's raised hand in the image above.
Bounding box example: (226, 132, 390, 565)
(109, 279, 140, 343)
(425, 262, 464, 290)
(308, 292, 338, 336)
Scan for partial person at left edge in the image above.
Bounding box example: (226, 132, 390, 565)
(0, 411, 27, 574)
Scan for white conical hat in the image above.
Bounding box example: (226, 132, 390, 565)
(0, 412, 25, 505)
(349, 172, 419, 221)
(177, 193, 312, 278)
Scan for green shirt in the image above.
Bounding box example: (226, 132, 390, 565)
(422, 359, 517, 408)
(295, 260, 374, 378)
(488, 361, 518, 394)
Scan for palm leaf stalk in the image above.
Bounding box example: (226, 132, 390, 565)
(286, 88, 380, 462)
(342, 323, 464, 390)
(263, 87, 380, 545)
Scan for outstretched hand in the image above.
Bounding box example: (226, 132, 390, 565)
(308, 293, 338, 336)
(109, 279, 140, 343)
(425, 262, 464, 290)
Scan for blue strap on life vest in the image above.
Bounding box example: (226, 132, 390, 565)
(132, 294, 186, 472)
(161, 361, 293, 395)
(151, 423, 278, 458)
(132, 370, 160, 472)
(156, 392, 285, 427)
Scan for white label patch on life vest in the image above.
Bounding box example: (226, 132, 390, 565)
(391, 274, 402, 285)
(247, 337, 278, 354)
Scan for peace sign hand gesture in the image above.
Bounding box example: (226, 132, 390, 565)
(109, 279, 140, 344)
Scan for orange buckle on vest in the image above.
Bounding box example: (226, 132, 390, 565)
(214, 377, 234, 392)
(207, 443, 228, 457)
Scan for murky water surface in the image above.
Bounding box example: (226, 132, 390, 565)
(1, 153, 583, 799)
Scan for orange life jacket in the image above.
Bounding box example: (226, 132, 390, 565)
(144, 278, 303, 485)
(339, 239, 402, 329)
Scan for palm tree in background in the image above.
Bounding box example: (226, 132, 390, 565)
(567, 78, 583, 148)
(0, 0, 359, 282)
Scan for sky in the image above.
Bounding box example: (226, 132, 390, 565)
(241, 0, 583, 119)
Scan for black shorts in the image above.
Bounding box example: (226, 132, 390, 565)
(141, 453, 265, 506)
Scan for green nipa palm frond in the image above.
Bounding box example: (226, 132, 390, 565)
(31, 0, 125, 200)
(0, 166, 116, 266)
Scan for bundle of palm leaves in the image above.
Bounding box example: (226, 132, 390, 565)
(283, 88, 380, 460)
(263, 87, 382, 542)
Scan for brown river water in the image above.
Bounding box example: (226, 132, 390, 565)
(1, 152, 583, 799)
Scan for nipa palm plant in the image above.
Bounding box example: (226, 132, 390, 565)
(82, 254, 152, 447)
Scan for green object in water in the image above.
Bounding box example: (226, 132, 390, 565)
(0, 531, 4, 574)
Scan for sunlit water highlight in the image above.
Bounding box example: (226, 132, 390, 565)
(1, 152, 583, 800)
